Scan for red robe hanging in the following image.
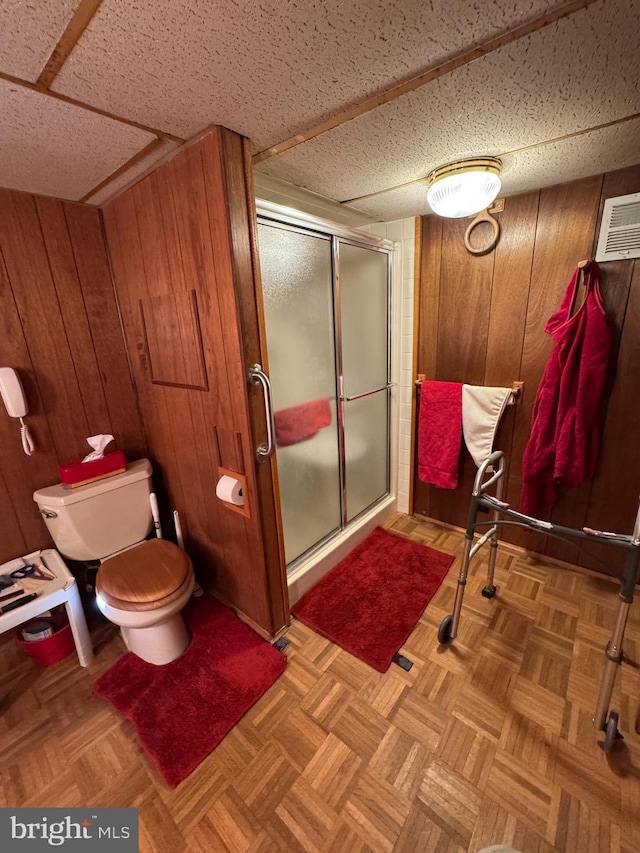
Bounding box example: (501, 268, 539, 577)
(520, 260, 612, 517)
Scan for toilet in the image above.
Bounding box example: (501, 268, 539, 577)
(33, 459, 195, 665)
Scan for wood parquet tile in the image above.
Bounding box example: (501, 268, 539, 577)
(1, 515, 639, 851)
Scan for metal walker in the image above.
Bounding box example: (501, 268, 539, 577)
(437, 450, 640, 753)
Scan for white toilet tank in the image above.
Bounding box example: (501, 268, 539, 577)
(33, 458, 154, 562)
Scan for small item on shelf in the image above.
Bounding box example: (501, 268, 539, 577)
(21, 620, 54, 642)
(9, 559, 54, 581)
(1, 592, 38, 614)
(0, 588, 25, 602)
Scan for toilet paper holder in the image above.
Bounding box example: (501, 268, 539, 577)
(217, 467, 250, 518)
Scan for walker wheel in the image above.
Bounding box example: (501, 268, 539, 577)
(600, 710, 623, 753)
(438, 615, 453, 645)
(481, 585, 497, 599)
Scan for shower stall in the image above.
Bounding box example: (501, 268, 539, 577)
(255, 201, 397, 591)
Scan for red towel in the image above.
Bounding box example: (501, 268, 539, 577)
(418, 381, 463, 488)
(274, 397, 332, 447)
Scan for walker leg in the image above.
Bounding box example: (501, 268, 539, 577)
(439, 495, 481, 644)
(601, 711, 621, 754)
(594, 546, 639, 748)
(482, 467, 504, 599)
(594, 598, 629, 750)
(482, 541, 499, 599)
(451, 537, 472, 638)
(438, 536, 472, 644)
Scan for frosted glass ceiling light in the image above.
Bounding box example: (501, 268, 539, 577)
(426, 157, 502, 218)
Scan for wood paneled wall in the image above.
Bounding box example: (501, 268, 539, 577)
(102, 127, 288, 637)
(0, 190, 146, 564)
(414, 164, 640, 576)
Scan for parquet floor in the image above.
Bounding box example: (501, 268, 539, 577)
(1, 515, 639, 852)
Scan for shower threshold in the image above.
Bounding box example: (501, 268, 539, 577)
(286, 493, 397, 606)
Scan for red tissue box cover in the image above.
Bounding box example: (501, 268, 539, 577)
(58, 450, 127, 486)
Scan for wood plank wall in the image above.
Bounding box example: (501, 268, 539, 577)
(102, 127, 288, 638)
(0, 189, 146, 564)
(413, 164, 640, 576)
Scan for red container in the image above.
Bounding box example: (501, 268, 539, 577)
(17, 623, 75, 666)
(58, 450, 127, 487)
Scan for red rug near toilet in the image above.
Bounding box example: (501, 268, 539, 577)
(93, 597, 286, 787)
(292, 526, 455, 672)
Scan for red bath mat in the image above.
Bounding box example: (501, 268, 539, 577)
(292, 526, 454, 672)
(93, 597, 286, 787)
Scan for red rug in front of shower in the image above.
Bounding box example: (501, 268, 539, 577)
(92, 597, 286, 787)
(292, 526, 455, 672)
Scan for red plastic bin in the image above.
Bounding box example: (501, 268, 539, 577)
(17, 623, 75, 666)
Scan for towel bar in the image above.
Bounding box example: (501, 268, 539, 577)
(414, 379, 524, 403)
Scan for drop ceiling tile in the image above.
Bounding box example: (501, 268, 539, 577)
(343, 185, 431, 222)
(346, 118, 640, 221)
(52, 0, 559, 146)
(85, 139, 180, 205)
(0, 0, 80, 81)
(500, 118, 640, 196)
(0, 80, 156, 200)
(258, 0, 640, 202)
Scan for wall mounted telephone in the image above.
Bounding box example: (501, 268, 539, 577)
(0, 367, 35, 455)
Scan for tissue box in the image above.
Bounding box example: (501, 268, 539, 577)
(58, 450, 127, 487)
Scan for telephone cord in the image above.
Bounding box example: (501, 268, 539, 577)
(19, 417, 34, 456)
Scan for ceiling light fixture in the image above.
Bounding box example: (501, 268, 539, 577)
(426, 157, 502, 218)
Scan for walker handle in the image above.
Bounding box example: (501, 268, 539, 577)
(473, 451, 505, 496)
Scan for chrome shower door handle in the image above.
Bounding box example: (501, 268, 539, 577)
(340, 382, 395, 402)
(248, 364, 276, 462)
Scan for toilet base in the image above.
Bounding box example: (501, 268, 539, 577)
(121, 613, 191, 665)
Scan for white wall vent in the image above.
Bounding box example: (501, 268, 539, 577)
(596, 192, 640, 262)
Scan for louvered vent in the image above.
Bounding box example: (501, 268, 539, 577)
(595, 192, 640, 262)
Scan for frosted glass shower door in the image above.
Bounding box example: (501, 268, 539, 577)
(338, 242, 390, 523)
(257, 223, 341, 566)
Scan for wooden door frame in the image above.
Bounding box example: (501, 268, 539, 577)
(219, 129, 289, 634)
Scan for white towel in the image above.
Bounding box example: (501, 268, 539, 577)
(462, 385, 514, 467)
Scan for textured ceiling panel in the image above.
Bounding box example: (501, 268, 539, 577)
(342, 183, 446, 222)
(85, 138, 181, 205)
(0, 80, 156, 200)
(257, 0, 640, 202)
(500, 120, 640, 197)
(0, 0, 80, 81)
(52, 0, 560, 145)
(345, 118, 640, 221)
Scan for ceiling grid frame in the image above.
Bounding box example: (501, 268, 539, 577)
(251, 0, 602, 165)
(0, 0, 637, 212)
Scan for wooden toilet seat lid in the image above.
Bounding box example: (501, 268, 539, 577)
(97, 539, 192, 612)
